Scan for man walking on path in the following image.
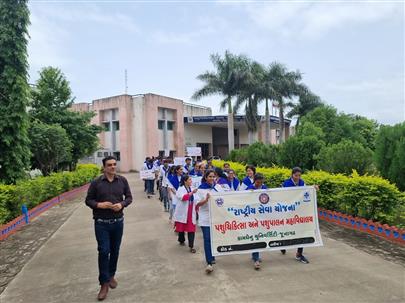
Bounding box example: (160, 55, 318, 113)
(85, 156, 133, 301)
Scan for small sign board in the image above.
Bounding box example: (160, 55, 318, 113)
(187, 147, 202, 157)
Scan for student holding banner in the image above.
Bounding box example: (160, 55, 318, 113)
(226, 169, 240, 191)
(142, 158, 156, 199)
(195, 170, 224, 274)
(240, 165, 256, 190)
(280, 167, 317, 264)
(173, 175, 198, 253)
(168, 165, 184, 221)
(245, 173, 268, 270)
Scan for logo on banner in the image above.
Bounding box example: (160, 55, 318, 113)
(303, 191, 311, 202)
(215, 198, 224, 207)
(258, 193, 270, 204)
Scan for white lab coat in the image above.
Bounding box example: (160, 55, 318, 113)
(173, 185, 197, 224)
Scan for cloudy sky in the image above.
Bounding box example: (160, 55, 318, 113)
(28, 0, 404, 125)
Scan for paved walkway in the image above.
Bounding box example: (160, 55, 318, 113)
(1, 174, 404, 303)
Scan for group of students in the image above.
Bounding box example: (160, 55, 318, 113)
(142, 156, 312, 274)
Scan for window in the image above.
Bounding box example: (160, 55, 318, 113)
(97, 152, 103, 157)
(103, 122, 110, 132)
(112, 121, 120, 131)
(113, 151, 121, 161)
(103, 152, 109, 157)
(169, 150, 176, 158)
(158, 150, 164, 157)
(167, 121, 175, 130)
(158, 120, 164, 130)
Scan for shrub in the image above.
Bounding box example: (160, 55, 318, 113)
(317, 140, 373, 175)
(0, 164, 100, 224)
(213, 160, 405, 227)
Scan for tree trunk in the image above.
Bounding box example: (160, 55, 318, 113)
(279, 103, 285, 143)
(265, 99, 270, 144)
(248, 130, 253, 144)
(227, 97, 235, 153)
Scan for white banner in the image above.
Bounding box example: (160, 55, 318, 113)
(186, 147, 201, 157)
(140, 170, 155, 179)
(209, 186, 322, 256)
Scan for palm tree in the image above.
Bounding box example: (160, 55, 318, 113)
(287, 89, 323, 129)
(233, 60, 265, 144)
(269, 62, 304, 143)
(192, 51, 249, 152)
(259, 64, 279, 144)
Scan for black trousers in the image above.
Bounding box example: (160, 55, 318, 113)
(178, 232, 195, 248)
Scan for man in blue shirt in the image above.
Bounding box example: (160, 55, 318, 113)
(281, 167, 310, 264)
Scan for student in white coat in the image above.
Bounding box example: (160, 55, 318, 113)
(173, 175, 198, 253)
(195, 169, 224, 274)
(167, 165, 184, 221)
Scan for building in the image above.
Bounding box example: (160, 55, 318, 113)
(71, 93, 290, 172)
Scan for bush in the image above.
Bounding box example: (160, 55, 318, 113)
(0, 164, 100, 224)
(278, 135, 324, 171)
(227, 142, 279, 167)
(213, 160, 405, 227)
(317, 140, 373, 175)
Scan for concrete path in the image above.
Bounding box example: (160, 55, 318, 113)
(1, 174, 404, 303)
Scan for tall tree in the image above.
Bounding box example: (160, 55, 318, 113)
(269, 63, 304, 143)
(30, 67, 101, 168)
(29, 122, 73, 175)
(233, 60, 265, 144)
(287, 89, 323, 129)
(192, 51, 249, 152)
(0, 0, 31, 183)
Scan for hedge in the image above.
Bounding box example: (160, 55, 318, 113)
(0, 164, 100, 224)
(213, 160, 405, 228)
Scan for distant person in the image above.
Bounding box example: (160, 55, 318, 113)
(142, 157, 156, 198)
(190, 162, 203, 176)
(168, 165, 184, 221)
(227, 169, 240, 191)
(85, 156, 132, 301)
(240, 165, 256, 190)
(159, 159, 171, 212)
(223, 162, 231, 175)
(173, 175, 198, 253)
(183, 157, 193, 174)
(245, 173, 268, 270)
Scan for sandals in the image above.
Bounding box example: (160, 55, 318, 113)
(190, 248, 196, 253)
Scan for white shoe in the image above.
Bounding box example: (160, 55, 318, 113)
(205, 264, 213, 274)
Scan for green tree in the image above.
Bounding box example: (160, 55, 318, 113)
(300, 105, 377, 149)
(287, 90, 323, 129)
(374, 122, 405, 190)
(30, 67, 74, 121)
(269, 62, 304, 143)
(30, 67, 101, 168)
(29, 122, 73, 175)
(233, 60, 265, 143)
(0, 0, 31, 183)
(317, 140, 373, 175)
(278, 135, 325, 170)
(192, 51, 250, 152)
